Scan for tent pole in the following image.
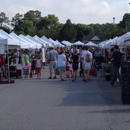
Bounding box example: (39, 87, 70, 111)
(7, 40, 10, 83)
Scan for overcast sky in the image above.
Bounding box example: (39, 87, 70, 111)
(0, 0, 130, 25)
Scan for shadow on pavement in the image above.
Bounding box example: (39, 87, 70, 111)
(89, 108, 130, 113)
(58, 75, 122, 106)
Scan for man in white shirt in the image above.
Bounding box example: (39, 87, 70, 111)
(81, 46, 93, 81)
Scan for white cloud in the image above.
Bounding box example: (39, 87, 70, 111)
(54, 0, 115, 24)
(0, 0, 129, 24)
(7, 5, 34, 16)
(35, 0, 54, 7)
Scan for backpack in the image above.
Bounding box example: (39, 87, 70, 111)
(85, 54, 91, 62)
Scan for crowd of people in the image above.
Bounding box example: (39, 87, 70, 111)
(44, 45, 130, 89)
(0, 49, 44, 80)
(1, 44, 129, 89)
(2, 46, 101, 82)
(46, 46, 102, 82)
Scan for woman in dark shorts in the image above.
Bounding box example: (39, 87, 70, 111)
(71, 49, 80, 82)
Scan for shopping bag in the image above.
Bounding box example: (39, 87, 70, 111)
(89, 66, 97, 77)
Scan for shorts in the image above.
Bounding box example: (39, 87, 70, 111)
(58, 66, 66, 71)
(84, 67, 90, 71)
(31, 66, 36, 71)
(36, 67, 41, 71)
(49, 61, 57, 70)
(73, 64, 78, 70)
(25, 63, 31, 67)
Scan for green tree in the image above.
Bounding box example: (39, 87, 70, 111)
(59, 19, 77, 42)
(0, 12, 9, 26)
(11, 13, 23, 33)
(0, 26, 10, 33)
(75, 24, 93, 41)
(37, 14, 60, 40)
(17, 20, 37, 36)
(24, 10, 41, 26)
(11, 13, 23, 27)
(37, 14, 59, 29)
(118, 13, 130, 31)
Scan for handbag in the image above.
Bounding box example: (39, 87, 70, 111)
(89, 66, 97, 77)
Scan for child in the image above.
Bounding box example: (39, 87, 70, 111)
(36, 55, 42, 79)
(31, 56, 36, 76)
(65, 62, 70, 80)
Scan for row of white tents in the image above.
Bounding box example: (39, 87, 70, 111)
(73, 41, 97, 46)
(2, 29, 130, 51)
(0, 29, 66, 49)
(0, 29, 98, 50)
(98, 32, 130, 49)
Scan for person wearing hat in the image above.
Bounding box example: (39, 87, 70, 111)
(47, 46, 58, 79)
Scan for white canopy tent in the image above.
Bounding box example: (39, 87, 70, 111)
(117, 32, 130, 47)
(26, 35, 46, 47)
(48, 38, 61, 48)
(98, 40, 108, 49)
(73, 41, 84, 46)
(85, 41, 97, 46)
(61, 41, 72, 47)
(9, 32, 36, 49)
(0, 37, 20, 47)
(103, 39, 113, 49)
(0, 30, 20, 47)
(41, 36, 54, 46)
(111, 36, 118, 46)
(33, 35, 54, 48)
(19, 34, 42, 49)
(0, 37, 20, 83)
(55, 40, 65, 47)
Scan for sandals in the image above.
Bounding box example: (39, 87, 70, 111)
(84, 79, 88, 82)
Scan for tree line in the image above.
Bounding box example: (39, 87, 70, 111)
(0, 10, 130, 43)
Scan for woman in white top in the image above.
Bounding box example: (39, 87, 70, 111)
(36, 55, 42, 79)
(57, 50, 66, 81)
(84, 53, 92, 82)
